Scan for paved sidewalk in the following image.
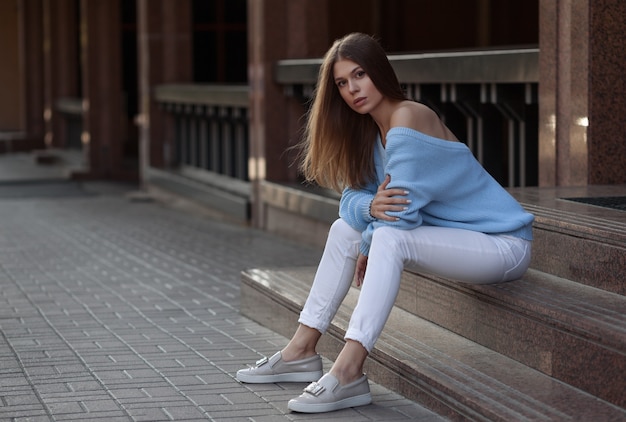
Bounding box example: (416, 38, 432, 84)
(0, 169, 444, 420)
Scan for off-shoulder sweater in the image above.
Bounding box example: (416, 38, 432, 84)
(339, 127, 534, 256)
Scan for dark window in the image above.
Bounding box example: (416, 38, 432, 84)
(121, 0, 138, 157)
(193, 0, 247, 83)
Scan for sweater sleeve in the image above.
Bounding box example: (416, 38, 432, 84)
(339, 184, 377, 233)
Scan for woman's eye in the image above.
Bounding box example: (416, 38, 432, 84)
(337, 80, 346, 87)
(356, 71, 366, 78)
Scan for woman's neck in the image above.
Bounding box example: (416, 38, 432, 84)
(371, 99, 402, 146)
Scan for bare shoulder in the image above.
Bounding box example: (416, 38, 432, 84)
(390, 101, 437, 126)
(390, 101, 458, 141)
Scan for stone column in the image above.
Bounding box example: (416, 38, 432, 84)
(247, 0, 330, 227)
(0, 1, 21, 132)
(42, 0, 79, 149)
(137, 0, 192, 183)
(538, 0, 588, 186)
(283, 0, 330, 182)
(587, 0, 626, 184)
(79, 0, 123, 178)
(17, 0, 45, 147)
(539, 0, 626, 186)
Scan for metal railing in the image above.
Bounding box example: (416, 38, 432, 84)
(154, 84, 250, 182)
(150, 49, 539, 223)
(275, 48, 539, 187)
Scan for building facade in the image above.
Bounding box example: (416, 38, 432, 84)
(1, 0, 624, 226)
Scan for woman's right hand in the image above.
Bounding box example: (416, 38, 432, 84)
(369, 175, 409, 221)
(355, 254, 368, 287)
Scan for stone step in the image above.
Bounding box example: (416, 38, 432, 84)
(525, 202, 626, 296)
(240, 267, 626, 420)
(507, 186, 626, 296)
(397, 268, 626, 408)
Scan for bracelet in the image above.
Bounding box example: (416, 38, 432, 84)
(369, 199, 375, 219)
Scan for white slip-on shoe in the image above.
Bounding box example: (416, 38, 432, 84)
(287, 373, 372, 413)
(236, 351, 323, 383)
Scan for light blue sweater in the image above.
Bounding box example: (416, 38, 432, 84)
(339, 127, 535, 256)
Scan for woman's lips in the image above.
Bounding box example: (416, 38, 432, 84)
(353, 97, 366, 107)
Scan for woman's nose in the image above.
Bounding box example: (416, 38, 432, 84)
(348, 79, 359, 93)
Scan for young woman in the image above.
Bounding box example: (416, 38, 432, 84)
(237, 32, 534, 414)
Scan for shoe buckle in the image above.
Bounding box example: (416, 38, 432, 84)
(255, 356, 269, 367)
(304, 382, 325, 396)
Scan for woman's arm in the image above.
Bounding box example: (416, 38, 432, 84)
(338, 184, 377, 232)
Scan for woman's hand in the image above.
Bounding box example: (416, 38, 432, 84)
(370, 175, 409, 221)
(355, 254, 368, 287)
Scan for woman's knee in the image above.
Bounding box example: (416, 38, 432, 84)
(371, 226, 403, 253)
(329, 218, 361, 241)
(322, 219, 362, 259)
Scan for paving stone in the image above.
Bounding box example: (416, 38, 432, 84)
(79, 398, 125, 412)
(45, 401, 84, 414)
(127, 406, 176, 421)
(0, 179, 445, 421)
(4, 412, 50, 421)
(2, 394, 42, 406)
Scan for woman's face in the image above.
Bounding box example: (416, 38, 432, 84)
(333, 58, 384, 114)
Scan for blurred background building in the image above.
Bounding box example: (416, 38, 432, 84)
(1, 0, 624, 233)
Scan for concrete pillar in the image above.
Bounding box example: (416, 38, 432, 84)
(42, 0, 79, 149)
(79, 0, 123, 178)
(17, 0, 45, 146)
(587, 0, 626, 184)
(247, 0, 330, 228)
(0, 1, 21, 132)
(539, 0, 626, 186)
(137, 0, 192, 183)
(283, 0, 330, 181)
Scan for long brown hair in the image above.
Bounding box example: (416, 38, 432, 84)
(298, 33, 406, 192)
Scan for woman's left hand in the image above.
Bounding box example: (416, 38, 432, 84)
(370, 175, 409, 221)
(355, 253, 368, 287)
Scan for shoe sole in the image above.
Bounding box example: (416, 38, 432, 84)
(236, 370, 323, 384)
(287, 392, 372, 413)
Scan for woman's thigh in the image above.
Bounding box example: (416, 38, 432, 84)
(372, 226, 531, 284)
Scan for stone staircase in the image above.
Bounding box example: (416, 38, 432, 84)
(240, 183, 626, 421)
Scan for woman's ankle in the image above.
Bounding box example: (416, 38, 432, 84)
(329, 365, 363, 385)
(329, 340, 368, 385)
(281, 324, 321, 362)
(281, 345, 316, 362)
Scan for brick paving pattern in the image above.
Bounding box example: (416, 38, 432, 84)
(0, 181, 445, 421)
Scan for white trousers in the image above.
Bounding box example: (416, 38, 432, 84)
(298, 218, 532, 352)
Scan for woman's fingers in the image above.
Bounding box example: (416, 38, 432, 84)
(372, 176, 411, 220)
(378, 174, 391, 191)
(355, 254, 368, 287)
(383, 188, 409, 198)
(371, 180, 410, 220)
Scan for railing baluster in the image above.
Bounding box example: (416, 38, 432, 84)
(233, 107, 247, 180)
(180, 105, 190, 166)
(198, 106, 208, 170)
(208, 106, 220, 173)
(519, 121, 526, 187)
(189, 105, 199, 168)
(219, 107, 232, 177)
(508, 119, 516, 187)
